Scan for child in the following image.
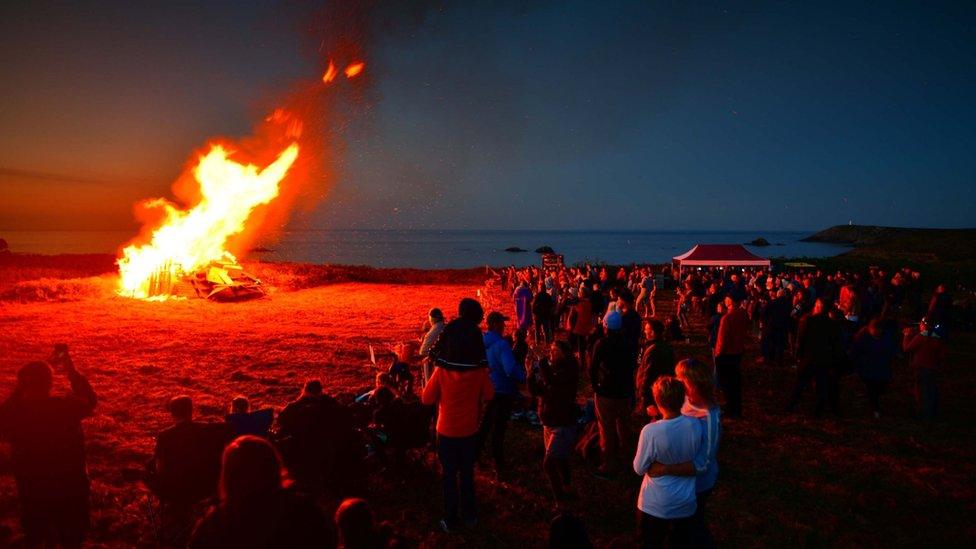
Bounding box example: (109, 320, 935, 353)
(633, 376, 703, 548)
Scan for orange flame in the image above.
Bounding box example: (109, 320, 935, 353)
(344, 62, 365, 78)
(322, 60, 337, 83)
(117, 143, 299, 299)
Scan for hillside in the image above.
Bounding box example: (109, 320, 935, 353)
(802, 225, 976, 263)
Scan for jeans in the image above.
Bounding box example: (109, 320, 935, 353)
(715, 354, 743, 418)
(476, 394, 515, 468)
(594, 395, 633, 472)
(638, 511, 695, 548)
(437, 434, 477, 524)
(916, 369, 938, 419)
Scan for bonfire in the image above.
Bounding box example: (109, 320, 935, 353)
(115, 59, 364, 301)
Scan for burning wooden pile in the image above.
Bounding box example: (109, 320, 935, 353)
(143, 260, 266, 301)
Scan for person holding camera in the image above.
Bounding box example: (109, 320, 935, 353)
(0, 344, 97, 548)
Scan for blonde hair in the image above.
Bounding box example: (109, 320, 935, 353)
(675, 358, 716, 407)
(652, 376, 685, 414)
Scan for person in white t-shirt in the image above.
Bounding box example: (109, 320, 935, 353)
(633, 376, 703, 548)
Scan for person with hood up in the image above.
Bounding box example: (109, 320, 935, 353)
(423, 298, 494, 533)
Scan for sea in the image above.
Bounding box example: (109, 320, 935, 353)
(1, 229, 848, 269)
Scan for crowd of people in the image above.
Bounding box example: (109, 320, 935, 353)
(0, 261, 965, 547)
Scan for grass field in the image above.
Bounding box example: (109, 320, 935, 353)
(0, 255, 973, 546)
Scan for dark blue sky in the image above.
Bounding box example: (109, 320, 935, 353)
(1, 1, 974, 231)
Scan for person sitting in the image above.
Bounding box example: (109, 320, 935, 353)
(276, 380, 361, 495)
(355, 373, 397, 405)
(389, 343, 416, 398)
(0, 346, 97, 548)
(633, 376, 703, 548)
(189, 436, 335, 548)
(147, 395, 236, 545)
(225, 396, 274, 438)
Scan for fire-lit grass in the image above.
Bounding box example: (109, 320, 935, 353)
(0, 257, 974, 546)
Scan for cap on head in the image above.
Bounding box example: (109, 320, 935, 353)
(604, 311, 623, 331)
(486, 311, 510, 325)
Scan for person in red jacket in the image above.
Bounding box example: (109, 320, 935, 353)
(903, 318, 948, 419)
(422, 298, 495, 533)
(714, 295, 750, 418)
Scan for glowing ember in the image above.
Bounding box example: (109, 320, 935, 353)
(117, 143, 299, 299)
(344, 62, 365, 78)
(322, 60, 337, 83)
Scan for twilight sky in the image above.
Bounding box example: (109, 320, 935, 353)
(1, 1, 974, 232)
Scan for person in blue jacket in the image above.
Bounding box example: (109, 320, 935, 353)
(477, 311, 526, 474)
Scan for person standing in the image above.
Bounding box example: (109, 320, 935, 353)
(787, 298, 845, 417)
(477, 311, 525, 474)
(533, 286, 556, 344)
(528, 340, 580, 507)
(0, 346, 97, 548)
(714, 295, 750, 418)
(633, 377, 703, 548)
(569, 287, 594, 369)
(419, 308, 447, 385)
(423, 298, 494, 532)
(513, 281, 534, 334)
(850, 318, 898, 418)
(903, 318, 947, 419)
(636, 319, 675, 417)
(645, 360, 721, 548)
(589, 311, 636, 478)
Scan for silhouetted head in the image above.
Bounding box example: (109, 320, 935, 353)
(428, 307, 444, 324)
(549, 340, 571, 363)
(458, 298, 485, 324)
(303, 380, 323, 397)
(231, 396, 249, 414)
(676, 359, 716, 408)
(486, 311, 509, 333)
(168, 395, 193, 422)
(17, 361, 52, 398)
(335, 498, 375, 549)
(219, 436, 283, 507)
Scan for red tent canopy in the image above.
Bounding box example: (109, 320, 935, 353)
(672, 244, 770, 268)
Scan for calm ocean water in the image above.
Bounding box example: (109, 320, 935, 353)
(2, 229, 848, 268)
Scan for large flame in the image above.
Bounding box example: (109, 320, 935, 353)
(117, 143, 299, 299)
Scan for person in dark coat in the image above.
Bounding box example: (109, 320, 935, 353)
(275, 380, 360, 495)
(528, 340, 580, 505)
(148, 395, 236, 545)
(532, 287, 556, 344)
(636, 319, 675, 416)
(189, 436, 334, 548)
(850, 318, 898, 418)
(589, 311, 636, 477)
(0, 347, 96, 548)
(787, 299, 846, 416)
